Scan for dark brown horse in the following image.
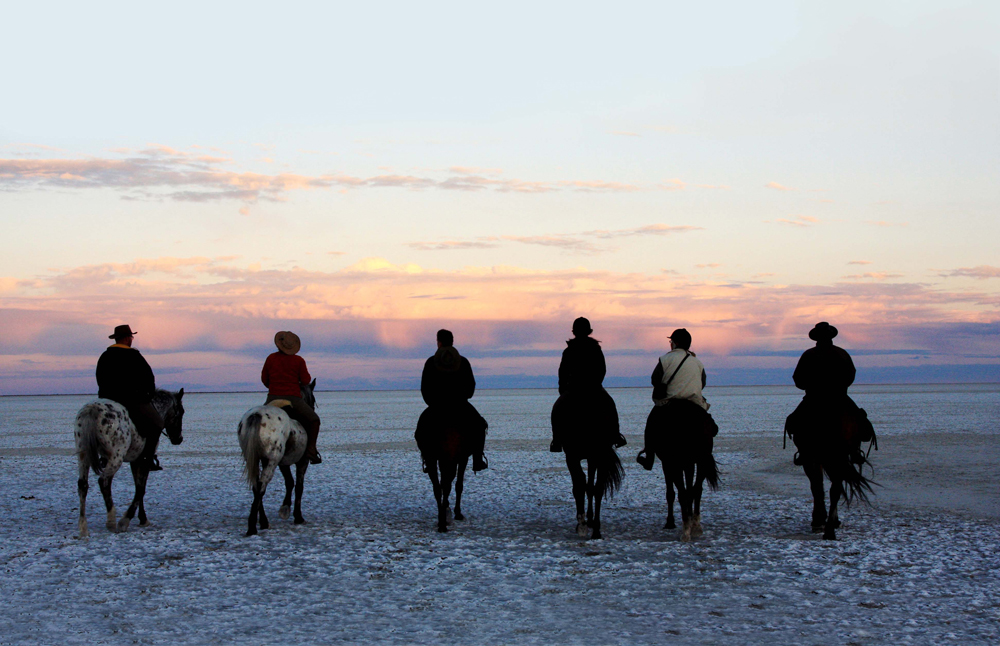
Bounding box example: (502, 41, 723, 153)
(417, 408, 483, 532)
(645, 401, 718, 541)
(552, 393, 625, 540)
(786, 400, 877, 540)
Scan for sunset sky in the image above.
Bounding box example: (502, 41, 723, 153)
(2, 1, 998, 394)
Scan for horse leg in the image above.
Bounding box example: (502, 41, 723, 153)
(293, 461, 308, 525)
(675, 469, 693, 542)
(247, 484, 263, 537)
(279, 464, 294, 520)
(438, 462, 457, 532)
(591, 468, 604, 541)
(690, 472, 704, 538)
(257, 459, 276, 530)
(98, 472, 117, 532)
(426, 460, 444, 531)
(824, 479, 843, 540)
(586, 461, 596, 528)
(77, 458, 90, 538)
(661, 461, 676, 530)
(117, 462, 149, 532)
(565, 455, 588, 537)
(804, 463, 827, 531)
(453, 456, 468, 521)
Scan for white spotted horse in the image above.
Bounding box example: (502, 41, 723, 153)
(75, 389, 185, 537)
(237, 379, 317, 537)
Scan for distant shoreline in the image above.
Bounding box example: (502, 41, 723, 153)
(3, 382, 999, 398)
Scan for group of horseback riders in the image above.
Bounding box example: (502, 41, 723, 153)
(95, 318, 870, 473)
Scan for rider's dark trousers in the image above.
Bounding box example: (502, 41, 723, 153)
(126, 401, 164, 460)
(265, 394, 321, 454)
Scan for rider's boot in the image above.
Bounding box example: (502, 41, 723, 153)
(636, 449, 655, 470)
(306, 420, 322, 464)
(473, 452, 488, 473)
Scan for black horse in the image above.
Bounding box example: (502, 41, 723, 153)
(552, 393, 624, 540)
(786, 400, 876, 540)
(417, 406, 484, 532)
(645, 401, 718, 541)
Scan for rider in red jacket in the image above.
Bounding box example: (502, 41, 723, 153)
(262, 331, 322, 464)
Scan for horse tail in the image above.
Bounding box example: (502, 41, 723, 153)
(827, 456, 875, 507)
(75, 405, 104, 476)
(239, 412, 264, 490)
(700, 452, 720, 491)
(598, 447, 625, 500)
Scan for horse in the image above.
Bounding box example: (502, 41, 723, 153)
(237, 379, 317, 537)
(552, 393, 625, 540)
(786, 401, 876, 540)
(416, 406, 484, 533)
(75, 389, 185, 537)
(645, 401, 719, 541)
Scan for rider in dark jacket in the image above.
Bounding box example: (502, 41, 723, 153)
(416, 329, 488, 472)
(550, 317, 624, 452)
(95, 324, 164, 471)
(786, 322, 870, 462)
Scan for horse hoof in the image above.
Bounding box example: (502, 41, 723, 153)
(680, 531, 692, 542)
(438, 525, 448, 533)
(664, 519, 676, 530)
(294, 517, 306, 525)
(245, 529, 257, 537)
(823, 530, 837, 540)
(279, 505, 290, 520)
(454, 512, 465, 521)
(139, 520, 150, 528)
(78, 529, 89, 539)
(116, 518, 131, 533)
(106, 521, 118, 532)
(576, 523, 589, 538)
(590, 531, 603, 540)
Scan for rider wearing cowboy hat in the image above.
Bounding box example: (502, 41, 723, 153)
(261, 331, 322, 464)
(95, 324, 165, 471)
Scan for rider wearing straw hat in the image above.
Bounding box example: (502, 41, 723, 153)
(261, 331, 322, 464)
(95, 324, 165, 471)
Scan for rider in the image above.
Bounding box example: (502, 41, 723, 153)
(95, 324, 164, 471)
(262, 331, 322, 464)
(787, 322, 869, 464)
(550, 317, 625, 453)
(636, 328, 709, 470)
(416, 329, 488, 472)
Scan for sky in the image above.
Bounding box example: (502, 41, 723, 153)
(1, 1, 998, 394)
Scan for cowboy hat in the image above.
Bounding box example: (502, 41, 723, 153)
(274, 331, 301, 355)
(808, 322, 838, 341)
(108, 324, 137, 340)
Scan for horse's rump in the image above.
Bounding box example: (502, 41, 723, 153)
(551, 389, 619, 451)
(645, 400, 718, 489)
(415, 403, 486, 458)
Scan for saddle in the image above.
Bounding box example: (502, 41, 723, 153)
(267, 399, 307, 427)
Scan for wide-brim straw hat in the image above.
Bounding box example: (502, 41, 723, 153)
(274, 331, 301, 355)
(808, 322, 838, 341)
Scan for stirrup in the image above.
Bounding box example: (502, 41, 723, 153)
(147, 455, 163, 472)
(473, 453, 488, 473)
(614, 433, 627, 448)
(793, 451, 804, 466)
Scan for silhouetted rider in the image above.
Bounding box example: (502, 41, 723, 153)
(96, 324, 164, 471)
(416, 329, 488, 472)
(550, 317, 625, 452)
(786, 322, 872, 463)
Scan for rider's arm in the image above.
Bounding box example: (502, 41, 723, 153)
(462, 358, 476, 400)
(298, 356, 312, 387)
(261, 355, 271, 389)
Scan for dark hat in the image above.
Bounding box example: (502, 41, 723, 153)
(808, 322, 838, 341)
(109, 324, 137, 340)
(572, 317, 592, 337)
(668, 328, 692, 349)
(274, 331, 301, 355)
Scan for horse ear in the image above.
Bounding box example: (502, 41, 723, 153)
(177, 388, 184, 400)
(310, 378, 317, 388)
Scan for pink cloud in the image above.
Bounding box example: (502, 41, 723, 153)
(765, 181, 794, 191)
(941, 266, 1000, 279)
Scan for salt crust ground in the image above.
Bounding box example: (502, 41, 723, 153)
(0, 389, 997, 645)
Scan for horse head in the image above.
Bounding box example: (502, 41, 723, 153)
(162, 388, 185, 445)
(301, 378, 317, 411)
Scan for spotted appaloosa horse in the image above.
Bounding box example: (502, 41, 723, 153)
(75, 389, 185, 538)
(237, 379, 316, 537)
